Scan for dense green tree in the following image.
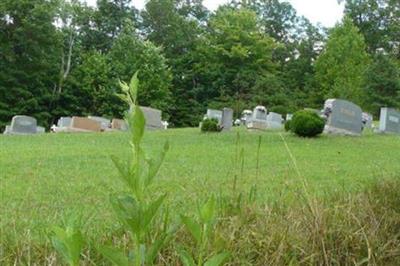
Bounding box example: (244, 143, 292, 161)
(342, 0, 400, 58)
(0, 0, 62, 129)
(196, 8, 279, 115)
(364, 53, 400, 115)
(141, 0, 207, 126)
(108, 27, 173, 114)
(314, 17, 370, 106)
(93, 0, 138, 51)
(60, 50, 118, 118)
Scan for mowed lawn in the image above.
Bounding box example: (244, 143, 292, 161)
(1, 128, 400, 257)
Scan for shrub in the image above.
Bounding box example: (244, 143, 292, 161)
(290, 110, 325, 137)
(284, 120, 292, 132)
(201, 118, 221, 132)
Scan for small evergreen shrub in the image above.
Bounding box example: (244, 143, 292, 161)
(290, 110, 325, 137)
(201, 118, 221, 132)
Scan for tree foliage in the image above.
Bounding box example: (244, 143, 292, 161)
(0, 0, 399, 130)
(315, 17, 370, 106)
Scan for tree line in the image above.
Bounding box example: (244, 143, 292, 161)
(1, 0, 399, 129)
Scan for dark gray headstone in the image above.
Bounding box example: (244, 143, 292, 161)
(323, 99, 363, 136)
(7, 115, 38, 134)
(221, 108, 233, 131)
(379, 108, 400, 134)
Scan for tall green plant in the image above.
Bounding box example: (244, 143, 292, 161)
(97, 71, 171, 265)
(179, 197, 229, 266)
(50, 222, 84, 266)
(50, 72, 171, 265)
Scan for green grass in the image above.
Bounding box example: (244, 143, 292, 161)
(1, 128, 400, 264)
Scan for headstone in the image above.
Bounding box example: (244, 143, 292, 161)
(221, 108, 233, 131)
(241, 110, 253, 126)
(286, 114, 293, 121)
(36, 126, 45, 134)
(140, 106, 164, 130)
(247, 106, 268, 130)
(323, 99, 363, 136)
(266, 112, 284, 129)
(3, 125, 11, 134)
(362, 112, 373, 129)
(378, 107, 400, 134)
(5, 115, 37, 134)
(88, 116, 111, 131)
(111, 118, 128, 131)
(57, 117, 72, 127)
(70, 116, 101, 132)
(161, 120, 169, 130)
(206, 109, 223, 124)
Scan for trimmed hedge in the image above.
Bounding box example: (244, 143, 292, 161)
(201, 118, 221, 132)
(289, 110, 325, 137)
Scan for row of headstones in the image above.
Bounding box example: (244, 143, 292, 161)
(204, 100, 400, 135)
(285, 100, 399, 135)
(204, 108, 234, 131)
(204, 106, 284, 132)
(3, 106, 167, 135)
(240, 106, 284, 130)
(320, 99, 400, 136)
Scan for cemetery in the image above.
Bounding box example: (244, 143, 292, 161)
(1, 0, 400, 264)
(2, 82, 400, 265)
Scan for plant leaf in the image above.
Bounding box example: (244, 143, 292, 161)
(146, 141, 169, 186)
(145, 232, 171, 264)
(180, 215, 201, 244)
(129, 105, 145, 147)
(129, 71, 139, 104)
(177, 247, 196, 266)
(142, 194, 166, 231)
(204, 252, 230, 266)
(51, 226, 83, 266)
(97, 245, 130, 266)
(110, 195, 141, 236)
(199, 196, 216, 224)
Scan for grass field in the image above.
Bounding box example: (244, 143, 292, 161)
(1, 128, 400, 264)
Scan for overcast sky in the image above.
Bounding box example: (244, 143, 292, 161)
(85, 0, 344, 27)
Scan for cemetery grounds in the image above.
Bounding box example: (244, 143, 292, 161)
(1, 128, 400, 264)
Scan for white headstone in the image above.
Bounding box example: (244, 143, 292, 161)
(267, 112, 284, 129)
(247, 106, 268, 130)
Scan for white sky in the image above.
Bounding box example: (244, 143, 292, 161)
(85, 0, 344, 27)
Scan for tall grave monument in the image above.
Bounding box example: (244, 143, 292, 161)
(323, 99, 363, 136)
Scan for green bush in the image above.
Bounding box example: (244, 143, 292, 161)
(201, 118, 221, 132)
(290, 110, 325, 137)
(284, 120, 292, 132)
